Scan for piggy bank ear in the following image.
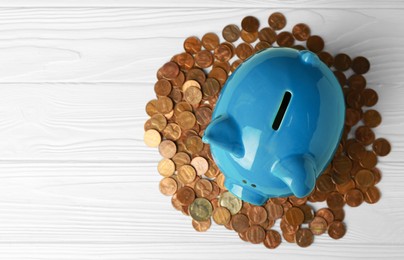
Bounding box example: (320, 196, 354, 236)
(202, 114, 244, 158)
(272, 155, 316, 198)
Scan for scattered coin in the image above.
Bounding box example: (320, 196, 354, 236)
(146, 11, 388, 250)
(189, 198, 213, 221)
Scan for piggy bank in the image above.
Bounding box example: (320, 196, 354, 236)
(202, 47, 345, 206)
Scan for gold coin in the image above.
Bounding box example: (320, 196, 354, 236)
(219, 191, 242, 215)
(189, 197, 213, 221)
(212, 207, 232, 225)
(177, 165, 197, 185)
(144, 129, 161, 147)
(157, 158, 175, 177)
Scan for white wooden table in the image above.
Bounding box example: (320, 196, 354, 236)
(0, 1, 403, 259)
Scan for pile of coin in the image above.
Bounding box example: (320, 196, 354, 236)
(144, 12, 391, 248)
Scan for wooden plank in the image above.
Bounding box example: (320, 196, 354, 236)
(0, 82, 401, 161)
(0, 8, 402, 83)
(0, 0, 401, 8)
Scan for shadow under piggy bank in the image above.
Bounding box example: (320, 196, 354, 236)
(202, 47, 345, 206)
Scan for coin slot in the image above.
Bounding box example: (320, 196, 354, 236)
(272, 91, 292, 131)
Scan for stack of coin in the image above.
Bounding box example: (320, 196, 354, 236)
(144, 12, 390, 248)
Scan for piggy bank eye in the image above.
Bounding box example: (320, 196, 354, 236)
(251, 184, 257, 188)
(272, 91, 292, 131)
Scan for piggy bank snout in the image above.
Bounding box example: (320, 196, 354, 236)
(272, 155, 317, 198)
(202, 114, 244, 158)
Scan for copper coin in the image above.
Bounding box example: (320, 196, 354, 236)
(318, 51, 334, 67)
(345, 108, 361, 126)
(208, 67, 228, 86)
(345, 188, 364, 207)
(231, 59, 243, 72)
(258, 27, 277, 44)
(333, 154, 352, 175)
(241, 16, 260, 33)
(172, 52, 194, 70)
(162, 123, 182, 141)
(373, 138, 391, 156)
(213, 60, 231, 74)
(177, 186, 196, 206)
(265, 202, 284, 220)
(177, 111, 196, 130)
(362, 88, 378, 107)
(346, 90, 364, 109)
(154, 79, 172, 97)
(292, 23, 311, 41)
(355, 126, 375, 146)
(202, 78, 220, 98)
(202, 32, 219, 51)
(334, 53, 352, 71)
(147, 113, 167, 132)
(191, 156, 209, 176)
(364, 186, 381, 204)
(248, 206, 268, 225)
(177, 165, 197, 185)
(328, 221, 346, 239)
(334, 71, 347, 87)
(316, 208, 334, 225)
(363, 109, 381, 128)
(235, 43, 253, 60)
(195, 106, 212, 125)
(159, 177, 178, 196)
(326, 191, 345, 210)
(186, 68, 206, 85)
(289, 196, 307, 206)
(299, 204, 314, 223)
(184, 86, 202, 105)
(352, 56, 370, 74)
(332, 208, 345, 222)
(295, 228, 314, 247)
(284, 206, 304, 226)
(336, 179, 356, 194)
(182, 79, 200, 93)
(158, 140, 177, 158)
(212, 207, 231, 225)
(160, 61, 180, 80)
(316, 174, 335, 193)
(371, 167, 382, 185)
(194, 178, 213, 198)
(347, 140, 366, 161)
(157, 158, 175, 177)
(214, 44, 233, 63)
(309, 216, 327, 235)
(192, 218, 211, 232)
(268, 12, 286, 30)
(231, 213, 250, 233)
(222, 24, 240, 42)
(348, 74, 366, 91)
(280, 217, 299, 235)
(168, 88, 182, 104)
(263, 230, 282, 249)
(359, 151, 377, 169)
(255, 41, 272, 51)
(185, 135, 204, 154)
(195, 50, 213, 68)
(144, 129, 161, 147)
(183, 36, 202, 54)
(331, 170, 351, 185)
(241, 30, 258, 43)
(172, 152, 191, 168)
(306, 35, 324, 53)
(276, 31, 295, 47)
(145, 99, 158, 117)
(174, 101, 192, 116)
(246, 225, 266, 244)
(354, 169, 375, 189)
(156, 96, 173, 114)
(171, 70, 185, 88)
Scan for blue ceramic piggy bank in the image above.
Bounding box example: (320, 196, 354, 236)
(202, 47, 345, 206)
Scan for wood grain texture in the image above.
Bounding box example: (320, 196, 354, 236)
(0, 2, 403, 259)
